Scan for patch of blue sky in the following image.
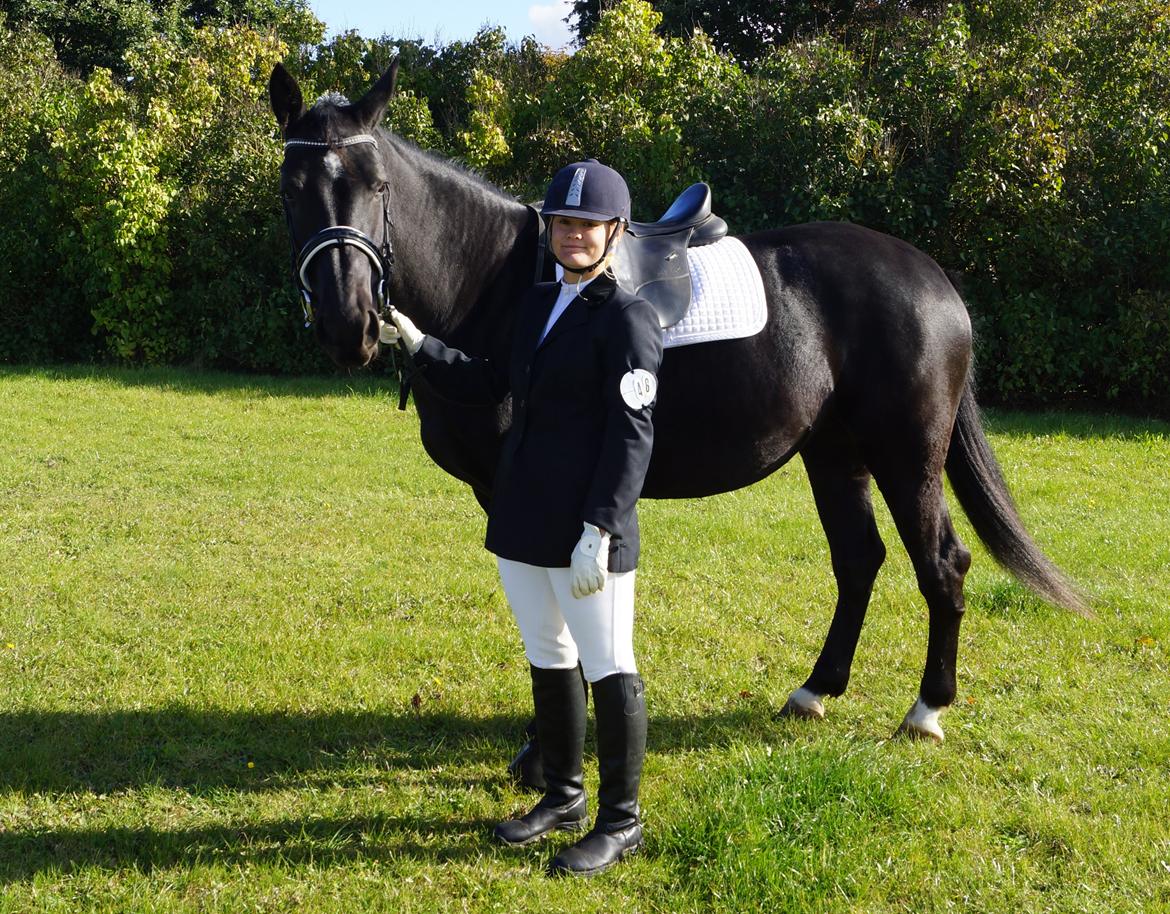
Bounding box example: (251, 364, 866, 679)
(305, 0, 576, 49)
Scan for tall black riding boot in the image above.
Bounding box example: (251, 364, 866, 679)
(549, 673, 646, 876)
(494, 665, 589, 846)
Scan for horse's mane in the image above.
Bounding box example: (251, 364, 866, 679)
(381, 129, 521, 205)
(303, 94, 521, 206)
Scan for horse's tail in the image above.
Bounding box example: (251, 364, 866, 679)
(945, 380, 1091, 616)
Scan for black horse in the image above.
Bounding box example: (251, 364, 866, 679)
(269, 62, 1084, 751)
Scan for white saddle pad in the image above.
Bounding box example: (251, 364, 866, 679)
(555, 236, 767, 348)
(662, 236, 768, 349)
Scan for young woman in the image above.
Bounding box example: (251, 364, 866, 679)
(385, 159, 662, 877)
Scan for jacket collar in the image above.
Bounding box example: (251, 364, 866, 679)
(575, 270, 619, 308)
(523, 272, 617, 355)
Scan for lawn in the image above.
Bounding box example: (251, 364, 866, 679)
(0, 366, 1166, 913)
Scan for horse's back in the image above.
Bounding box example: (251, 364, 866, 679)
(748, 221, 970, 361)
(747, 221, 972, 422)
(643, 221, 971, 498)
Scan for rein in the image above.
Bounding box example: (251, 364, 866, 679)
(280, 131, 415, 408)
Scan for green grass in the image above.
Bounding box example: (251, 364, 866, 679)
(0, 365, 1167, 913)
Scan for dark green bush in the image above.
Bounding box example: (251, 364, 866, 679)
(0, 0, 1166, 410)
(0, 22, 93, 362)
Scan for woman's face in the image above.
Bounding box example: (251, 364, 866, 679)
(550, 216, 617, 277)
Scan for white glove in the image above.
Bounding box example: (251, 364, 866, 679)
(379, 307, 425, 354)
(570, 522, 610, 599)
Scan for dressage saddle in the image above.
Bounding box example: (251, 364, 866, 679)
(538, 183, 729, 329)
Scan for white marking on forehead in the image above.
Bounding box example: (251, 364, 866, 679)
(324, 150, 344, 179)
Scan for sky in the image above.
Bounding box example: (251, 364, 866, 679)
(305, 0, 577, 50)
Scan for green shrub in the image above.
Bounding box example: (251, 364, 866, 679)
(0, 19, 92, 362)
(535, 1, 696, 218)
(0, 0, 1166, 407)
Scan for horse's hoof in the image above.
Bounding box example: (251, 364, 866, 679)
(894, 698, 945, 743)
(507, 738, 546, 792)
(780, 687, 825, 720)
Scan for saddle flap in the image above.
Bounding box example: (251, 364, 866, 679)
(612, 230, 694, 329)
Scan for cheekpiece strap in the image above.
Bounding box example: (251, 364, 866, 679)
(528, 205, 549, 286)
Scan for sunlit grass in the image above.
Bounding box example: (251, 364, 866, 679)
(0, 365, 1167, 913)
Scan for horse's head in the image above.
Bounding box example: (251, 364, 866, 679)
(269, 61, 399, 368)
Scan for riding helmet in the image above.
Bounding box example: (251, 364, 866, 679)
(542, 159, 631, 224)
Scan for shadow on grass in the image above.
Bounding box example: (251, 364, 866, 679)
(0, 704, 775, 880)
(0, 707, 513, 795)
(0, 705, 770, 795)
(982, 407, 1169, 440)
(0, 812, 501, 881)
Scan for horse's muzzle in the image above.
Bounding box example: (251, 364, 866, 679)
(317, 308, 380, 368)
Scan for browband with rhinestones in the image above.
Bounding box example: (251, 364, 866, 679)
(283, 134, 378, 150)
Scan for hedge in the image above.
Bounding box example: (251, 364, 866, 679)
(0, 0, 1166, 409)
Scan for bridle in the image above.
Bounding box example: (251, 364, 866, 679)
(280, 131, 417, 406)
(278, 130, 547, 408)
(280, 133, 395, 329)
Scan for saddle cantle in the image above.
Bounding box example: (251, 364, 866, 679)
(627, 183, 727, 241)
(538, 183, 729, 329)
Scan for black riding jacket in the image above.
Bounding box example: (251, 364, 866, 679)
(413, 272, 662, 572)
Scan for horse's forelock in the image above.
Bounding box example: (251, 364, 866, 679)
(313, 91, 351, 108)
(291, 94, 365, 144)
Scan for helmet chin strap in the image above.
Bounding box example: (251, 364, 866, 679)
(551, 220, 622, 281)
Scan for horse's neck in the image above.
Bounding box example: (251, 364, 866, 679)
(383, 135, 534, 350)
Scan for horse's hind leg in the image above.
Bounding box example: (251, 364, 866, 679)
(782, 442, 886, 720)
(872, 467, 972, 742)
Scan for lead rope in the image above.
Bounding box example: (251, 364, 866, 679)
(371, 184, 417, 412)
(389, 313, 416, 412)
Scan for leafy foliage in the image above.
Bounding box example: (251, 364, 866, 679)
(0, 0, 322, 75)
(570, 0, 952, 61)
(0, 20, 92, 362)
(0, 0, 1167, 407)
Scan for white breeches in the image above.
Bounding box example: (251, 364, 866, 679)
(496, 557, 638, 683)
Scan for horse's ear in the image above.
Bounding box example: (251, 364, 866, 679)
(353, 58, 399, 130)
(269, 62, 305, 134)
